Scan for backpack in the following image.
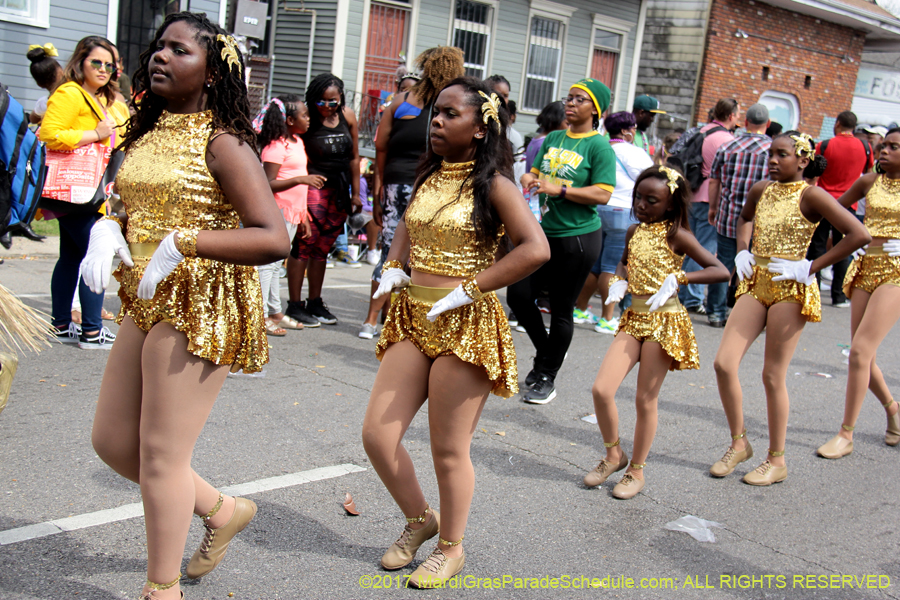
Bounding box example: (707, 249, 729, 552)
(0, 82, 46, 236)
(673, 125, 726, 191)
(817, 137, 871, 174)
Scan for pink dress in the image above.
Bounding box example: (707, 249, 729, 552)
(260, 136, 310, 224)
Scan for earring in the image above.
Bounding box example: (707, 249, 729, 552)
(205, 81, 212, 88)
(475, 133, 484, 139)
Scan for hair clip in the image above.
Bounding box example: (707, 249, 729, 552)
(28, 43, 58, 57)
(789, 133, 815, 159)
(251, 98, 286, 133)
(216, 34, 242, 76)
(477, 90, 501, 134)
(659, 166, 683, 194)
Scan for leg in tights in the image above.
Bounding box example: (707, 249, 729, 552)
(760, 302, 807, 467)
(592, 334, 642, 465)
(713, 295, 769, 454)
(426, 354, 491, 557)
(838, 285, 900, 441)
(627, 341, 674, 479)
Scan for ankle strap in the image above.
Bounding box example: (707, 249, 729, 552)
(200, 493, 224, 524)
(841, 424, 855, 432)
(406, 504, 431, 524)
(884, 399, 896, 409)
(147, 573, 181, 591)
(732, 428, 747, 441)
(604, 438, 620, 448)
(630, 462, 646, 470)
(439, 535, 464, 547)
(767, 449, 784, 457)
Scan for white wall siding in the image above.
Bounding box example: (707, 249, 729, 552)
(190, 0, 221, 21)
(272, 1, 338, 97)
(341, 0, 366, 93)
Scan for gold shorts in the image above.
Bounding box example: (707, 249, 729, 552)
(617, 297, 699, 371)
(843, 247, 900, 298)
(735, 257, 821, 323)
(376, 284, 518, 398)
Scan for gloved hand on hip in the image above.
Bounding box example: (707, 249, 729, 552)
(81, 219, 134, 294)
(646, 273, 679, 312)
(137, 231, 184, 300)
(768, 257, 815, 285)
(372, 268, 410, 299)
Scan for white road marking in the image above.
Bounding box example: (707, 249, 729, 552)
(0, 463, 365, 546)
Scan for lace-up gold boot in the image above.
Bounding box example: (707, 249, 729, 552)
(612, 463, 646, 499)
(186, 494, 257, 579)
(742, 450, 787, 486)
(407, 538, 466, 589)
(710, 429, 753, 477)
(381, 504, 440, 570)
(584, 439, 628, 487)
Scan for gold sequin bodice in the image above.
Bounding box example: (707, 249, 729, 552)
(627, 221, 683, 295)
(406, 161, 504, 277)
(117, 110, 238, 243)
(864, 175, 900, 239)
(751, 180, 816, 259)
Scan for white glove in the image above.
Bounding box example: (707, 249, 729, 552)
(80, 219, 134, 294)
(768, 257, 815, 285)
(852, 244, 867, 260)
(646, 273, 680, 312)
(605, 279, 628, 305)
(137, 231, 184, 300)
(426, 285, 473, 321)
(372, 268, 410, 299)
(734, 250, 756, 282)
(883, 239, 900, 257)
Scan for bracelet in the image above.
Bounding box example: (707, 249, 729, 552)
(94, 129, 101, 143)
(608, 275, 625, 287)
(462, 276, 484, 301)
(382, 260, 403, 274)
(676, 271, 689, 286)
(100, 215, 124, 231)
(175, 228, 199, 257)
(560, 185, 567, 199)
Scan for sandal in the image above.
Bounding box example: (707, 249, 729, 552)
(101, 308, 116, 321)
(70, 309, 82, 325)
(276, 315, 303, 330)
(265, 320, 286, 336)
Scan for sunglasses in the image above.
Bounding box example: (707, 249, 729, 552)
(88, 59, 116, 75)
(316, 100, 340, 108)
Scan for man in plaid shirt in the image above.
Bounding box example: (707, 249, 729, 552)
(706, 103, 772, 325)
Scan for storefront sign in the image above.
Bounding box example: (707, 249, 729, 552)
(855, 68, 900, 104)
(234, 0, 268, 40)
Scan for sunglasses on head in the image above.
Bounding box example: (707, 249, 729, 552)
(316, 100, 340, 108)
(88, 59, 116, 75)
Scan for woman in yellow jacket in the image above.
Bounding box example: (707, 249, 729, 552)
(40, 35, 129, 350)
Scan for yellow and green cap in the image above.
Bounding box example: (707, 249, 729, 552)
(570, 78, 611, 116)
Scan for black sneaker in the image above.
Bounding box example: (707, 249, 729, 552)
(523, 375, 556, 404)
(55, 322, 82, 344)
(285, 301, 321, 328)
(524, 358, 542, 387)
(507, 311, 518, 327)
(307, 297, 338, 325)
(686, 304, 707, 315)
(78, 326, 116, 350)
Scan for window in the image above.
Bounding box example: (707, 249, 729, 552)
(363, 1, 411, 97)
(0, 0, 49, 27)
(452, 0, 494, 79)
(758, 91, 800, 130)
(523, 16, 565, 112)
(117, 0, 182, 81)
(586, 14, 632, 111)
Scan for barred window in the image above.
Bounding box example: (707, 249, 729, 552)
(453, 0, 494, 79)
(523, 16, 564, 112)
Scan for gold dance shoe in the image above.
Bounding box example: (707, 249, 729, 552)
(612, 464, 645, 499)
(381, 506, 440, 570)
(817, 434, 853, 459)
(885, 400, 900, 446)
(742, 459, 787, 486)
(583, 452, 628, 487)
(710, 429, 752, 477)
(407, 546, 465, 588)
(186, 496, 257, 579)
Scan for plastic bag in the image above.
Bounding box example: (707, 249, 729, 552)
(664, 515, 723, 543)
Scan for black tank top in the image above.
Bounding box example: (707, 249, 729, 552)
(383, 99, 431, 186)
(302, 110, 353, 188)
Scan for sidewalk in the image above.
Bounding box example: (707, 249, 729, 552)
(0, 237, 58, 260)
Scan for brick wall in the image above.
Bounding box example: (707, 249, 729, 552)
(695, 0, 866, 135)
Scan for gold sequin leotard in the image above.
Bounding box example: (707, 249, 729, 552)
(844, 175, 900, 297)
(618, 221, 699, 371)
(113, 110, 267, 372)
(375, 160, 517, 397)
(736, 180, 821, 322)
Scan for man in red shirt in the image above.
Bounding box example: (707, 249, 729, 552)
(808, 111, 873, 307)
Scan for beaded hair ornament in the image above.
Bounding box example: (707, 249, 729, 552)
(216, 34, 242, 76)
(477, 90, 501, 134)
(790, 133, 815, 159)
(659, 166, 683, 194)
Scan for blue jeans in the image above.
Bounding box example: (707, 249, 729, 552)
(51, 212, 103, 332)
(707, 233, 736, 320)
(678, 202, 718, 310)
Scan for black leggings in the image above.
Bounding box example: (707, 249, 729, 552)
(507, 229, 602, 380)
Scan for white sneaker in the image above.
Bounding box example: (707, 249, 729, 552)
(365, 250, 380, 265)
(358, 322, 378, 339)
(78, 326, 116, 350)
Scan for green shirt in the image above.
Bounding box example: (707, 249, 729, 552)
(531, 129, 616, 237)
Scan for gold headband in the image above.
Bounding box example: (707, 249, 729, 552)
(216, 34, 242, 76)
(659, 166, 683, 194)
(28, 43, 58, 57)
(789, 133, 815, 159)
(477, 90, 501, 134)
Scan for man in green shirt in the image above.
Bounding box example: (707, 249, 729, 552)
(632, 95, 666, 155)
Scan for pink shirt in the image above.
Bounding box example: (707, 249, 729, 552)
(260, 136, 309, 224)
(694, 121, 735, 203)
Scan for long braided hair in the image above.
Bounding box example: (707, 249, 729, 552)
(121, 11, 255, 153)
(305, 73, 345, 135)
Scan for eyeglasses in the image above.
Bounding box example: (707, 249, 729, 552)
(562, 96, 592, 106)
(88, 59, 116, 74)
(316, 100, 340, 108)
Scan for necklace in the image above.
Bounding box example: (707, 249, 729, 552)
(609, 138, 626, 143)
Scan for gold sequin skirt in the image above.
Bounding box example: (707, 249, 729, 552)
(735, 261, 821, 323)
(114, 256, 268, 373)
(617, 298, 699, 371)
(843, 248, 900, 298)
(375, 284, 518, 398)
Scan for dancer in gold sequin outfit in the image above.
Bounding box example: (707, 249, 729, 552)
(79, 13, 289, 600)
(711, 133, 868, 486)
(362, 78, 549, 587)
(585, 166, 728, 499)
(818, 128, 900, 458)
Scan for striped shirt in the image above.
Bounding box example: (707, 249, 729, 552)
(709, 132, 771, 238)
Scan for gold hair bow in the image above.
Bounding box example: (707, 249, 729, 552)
(477, 90, 501, 134)
(789, 133, 815, 159)
(216, 34, 242, 76)
(659, 166, 683, 195)
(28, 43, 58, 57)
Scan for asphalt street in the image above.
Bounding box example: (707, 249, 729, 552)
(0, 239, 898, 600)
